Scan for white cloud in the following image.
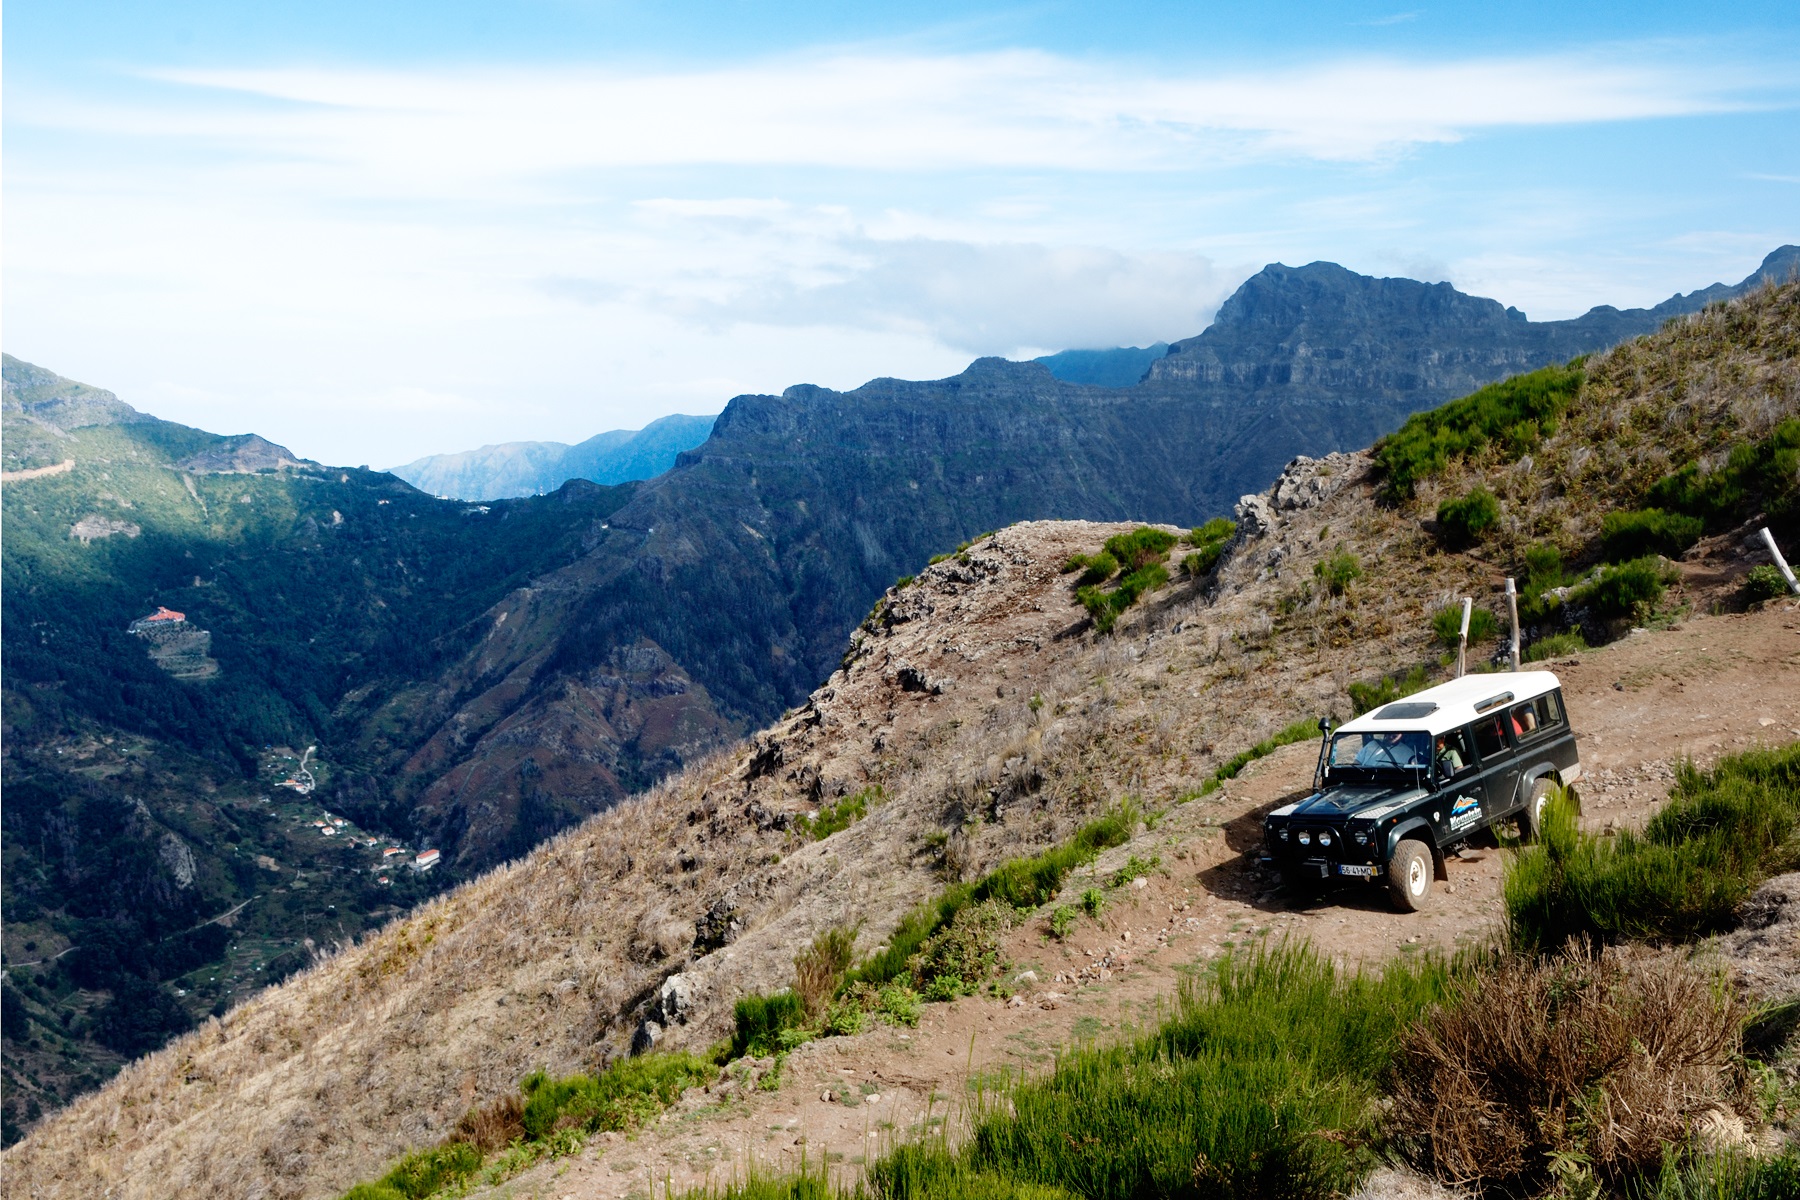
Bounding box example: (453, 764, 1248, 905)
(52, 45, 1752, 184)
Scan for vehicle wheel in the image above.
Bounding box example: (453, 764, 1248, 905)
(1518, 778, 1555, 844)
(1388, 840, 1433, 912)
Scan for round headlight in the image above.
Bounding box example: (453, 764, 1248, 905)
(1297, 830, 1312, 846)
(1354, 830, 1369, 846)
(1278, 828, 1289, 841)
(1318, 830, 1333, 847)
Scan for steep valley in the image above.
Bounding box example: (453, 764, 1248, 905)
(5, 276, 1796, 1198)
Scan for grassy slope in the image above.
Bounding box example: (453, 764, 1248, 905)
(4, 282, 1796, 1199)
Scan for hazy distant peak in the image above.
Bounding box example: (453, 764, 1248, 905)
(1032, 343, 1171, 388)
(389, 411, 716, 500)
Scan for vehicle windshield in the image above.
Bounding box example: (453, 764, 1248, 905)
(1327, 730, 1430, 774)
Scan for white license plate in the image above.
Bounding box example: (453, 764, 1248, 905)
(1336, 863, 1379, 878)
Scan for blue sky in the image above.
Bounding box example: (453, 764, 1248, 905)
(5, 2, 1797, 467)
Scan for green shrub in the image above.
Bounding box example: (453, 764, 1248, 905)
(1110, 855, 1159, 887)
(1504, 745, 1800, 953)
(1062, 551, 1118, 586)
(342, 1143, 483, 1200)
(795, 925, 861, 1019)
(518, 1053, 714, 1141)
(1048, 905, 1077, 939)
(1374, 364, 1584, 501)
(1517, 542, 1571, 624)
(893, 574, 915, 590)
(1080, 887, 1105, 918)
(1101, 526, 1178, 571)
(1600, 508, 1705, 562)
(1313, 550, 1361, 596)
(730, 991, 810, 1059)
(1182, 518, 1237, 578)
(1744, 563, 1792, 603)
(1523, 631, 1587, 662)
(910, 900, 1013, 996)
(1570, 555, 1680, 622)
(1436, 487, 1501, 549)
(874, 982, 922, 1027)
(1346, 665, 1431, 715)
(1078, 563, 1169, 634)
(1431, 603, 1500, 648)
(1648, 417, 1800, 531)
(793, 787, 877, 840)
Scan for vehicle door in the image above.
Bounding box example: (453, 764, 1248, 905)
(1433, 726, 1484, 839)
(1469, 713, 1520, 820)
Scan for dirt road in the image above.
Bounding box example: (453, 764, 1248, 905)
(472, 604, 1800, 1200)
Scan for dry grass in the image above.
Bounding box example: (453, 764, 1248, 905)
(1389, 949, 1746, 1192)
(9, 283, 1795, 1200)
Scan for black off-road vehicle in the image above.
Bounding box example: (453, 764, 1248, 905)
(1261, 671, 1582, 911)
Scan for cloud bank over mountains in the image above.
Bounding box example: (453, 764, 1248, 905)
(5, 35, 1794, 466)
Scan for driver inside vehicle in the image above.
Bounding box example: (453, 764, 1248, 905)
(1355, 731, 1421, 768)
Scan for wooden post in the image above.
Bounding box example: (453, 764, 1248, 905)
(1505, 577, 1521, 671)
(1456, 597, 1472, 678)
(1760, 528, 1800, 596)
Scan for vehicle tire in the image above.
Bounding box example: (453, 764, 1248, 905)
(1388, 840, 1433, 912)
(1518, 777, 1555, 844)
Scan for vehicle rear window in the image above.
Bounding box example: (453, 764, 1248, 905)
(1471, 715, 1509, 760)
(1535, 691, 1566, 730)
(1507, 701, 1543, 740)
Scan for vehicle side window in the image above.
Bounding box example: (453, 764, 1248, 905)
(1471, 715, 1508, 760)
(1508, 701, 1542, 741)
(1535, 691, 1566, 731)
(1434, 728, 1473, 779)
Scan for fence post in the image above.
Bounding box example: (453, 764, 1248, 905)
(1505, 577, 1521, 671)
(1456, 597, 1472, 678)
(1760, 528, 1800, 596)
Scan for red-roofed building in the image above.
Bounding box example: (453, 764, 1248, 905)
(128, 606, 187, 633)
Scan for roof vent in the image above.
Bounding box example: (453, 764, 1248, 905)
(1474, 691, 1516, 714)
(1373, 701, 1438, 720)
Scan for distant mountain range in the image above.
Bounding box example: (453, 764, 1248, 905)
(389, 412, 717, 501)
(3, 246, 1795, 1135)
(1032, 343, 1171, 387)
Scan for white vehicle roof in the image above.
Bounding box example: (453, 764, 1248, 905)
(1335, 671, 1562, 738)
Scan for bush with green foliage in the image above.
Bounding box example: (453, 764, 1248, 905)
(1569, 555, 1680, 623)
(1313, 549, 1362, 596)
(1102, 526, 1177, 570)
(1061, 551, 1118, 587)
(730, 990, 810, 1059)
(1109, 854, 1159, 887)
(343, 1143, 484, 1200)
(1048, 905, 1077, 939)
(1744, 563, 1793, 604)
(340, 1053, 712, 1200)
(1183, 517, 1237, 578)
(793, 787, 878, 841)
(1647, 417, 1800, 532)
(1431, 603, 1500, 649)
(1505, 744, 1800, 953)
(1066, 528, 1178, 633)
(1373, 363, 1583, 501)
(1523, 631, 1587, 662)
(1346, 665, 1432, 716)
(1600, 508, 1706, 561)
(1435, 486, 1501, 548)
(909, 899, 1013, 999)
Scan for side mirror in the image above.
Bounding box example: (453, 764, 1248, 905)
(1317, 717, 1331, 733)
